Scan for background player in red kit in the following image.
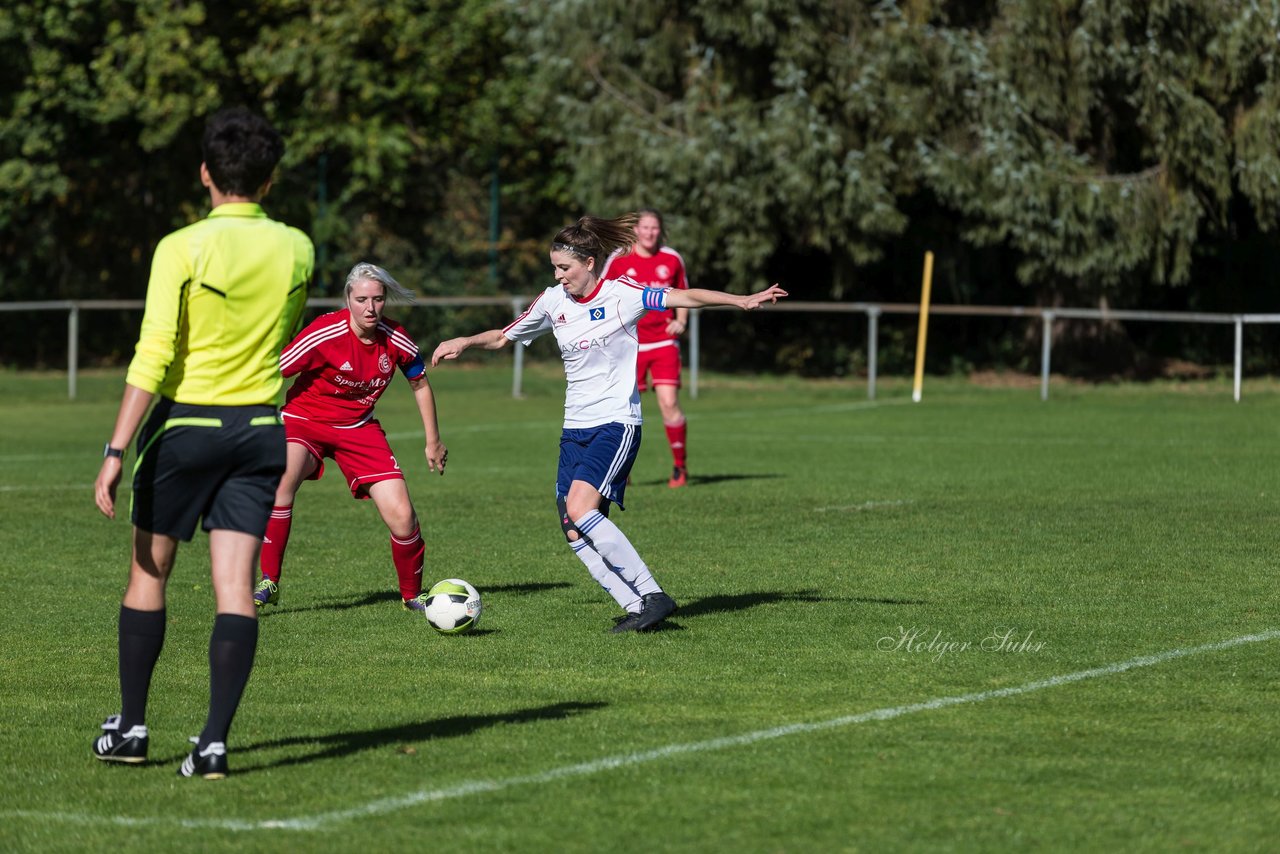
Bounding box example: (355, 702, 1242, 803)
(254, 262, 448, 611)
(603, 209, 690, 487)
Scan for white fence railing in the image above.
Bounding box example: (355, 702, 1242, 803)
(4, 298, 1278, 402)
(699, 301, 1280, 403)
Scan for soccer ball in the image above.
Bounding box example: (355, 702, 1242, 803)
(422, 578, 482, 634)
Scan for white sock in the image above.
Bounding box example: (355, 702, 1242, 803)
(570, 539, 641, 612)
(574, 510, 662, 598)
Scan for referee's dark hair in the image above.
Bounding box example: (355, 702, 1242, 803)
(201, 107, 284, 197)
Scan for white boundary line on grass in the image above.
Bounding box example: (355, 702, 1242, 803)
(7, 628, 1278, 833)
(815, 499, 915, 513)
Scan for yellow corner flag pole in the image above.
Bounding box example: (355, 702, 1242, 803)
(911, 251, 934, 403)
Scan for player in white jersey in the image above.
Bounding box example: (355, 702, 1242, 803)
(432, 213, 786, 633)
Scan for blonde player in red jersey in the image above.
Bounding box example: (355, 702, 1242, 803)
(603, 209, 691, 487)
(253, 263, 448, 612)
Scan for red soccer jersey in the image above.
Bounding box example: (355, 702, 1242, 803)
(279, 309, 425, 427)
(603, 246, 689, 344)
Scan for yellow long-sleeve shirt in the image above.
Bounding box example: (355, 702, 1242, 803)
(126, 203, 313, 406)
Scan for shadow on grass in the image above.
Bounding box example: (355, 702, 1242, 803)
(676, 589, 926, 619)
(676, 589, 826, 618)
(265, 589, 402, 614)
(631, 472, 783, 488)
(631, 589, 925, 634)
(222, 701, 607, 774)
(264, 581, 575, 616)
(483, 581, 574, 595)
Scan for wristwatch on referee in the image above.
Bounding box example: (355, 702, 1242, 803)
(103, 443, 125, 460)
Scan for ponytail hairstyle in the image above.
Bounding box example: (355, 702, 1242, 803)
(344, 262, 415, 303)
(551, 213, 639, 270)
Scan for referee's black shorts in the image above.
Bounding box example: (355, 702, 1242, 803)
(131, 398, 286, 541)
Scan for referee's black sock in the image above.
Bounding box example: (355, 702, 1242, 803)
(118, 605, 166, 731)
(198, 613, 258, 751)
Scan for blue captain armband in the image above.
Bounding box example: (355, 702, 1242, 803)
(642, 287, 669, 311)
(401, 353, 426, 380)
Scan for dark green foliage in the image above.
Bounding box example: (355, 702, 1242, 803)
(0, 0, 561, 318)
(515, 0, 1280, 303)
(4, 1, 1280, 373)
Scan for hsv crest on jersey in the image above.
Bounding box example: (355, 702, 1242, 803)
(590, 307, 606, 321)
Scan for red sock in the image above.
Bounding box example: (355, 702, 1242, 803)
(665, 420, 687, 469)
(391, 526, 425, 600)
(260, 506, 293, 583)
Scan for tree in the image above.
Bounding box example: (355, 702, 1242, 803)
(0, 0, 563, 364)
(513, 0, 914, 295)
(922, 0, 1280, 294)
(5, 1, 1280, 372)
(513, 0, 1280, 308)
(240, 0, 561, 294)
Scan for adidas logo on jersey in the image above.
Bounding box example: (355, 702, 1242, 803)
(554, 314, 568, 325)
(339, 361, 353, 371)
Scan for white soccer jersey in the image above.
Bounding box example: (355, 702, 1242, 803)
(504, 276, 666, 428)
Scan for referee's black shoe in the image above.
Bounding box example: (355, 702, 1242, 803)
(179, 739, 229, 780)
(92, 715, 149, 764)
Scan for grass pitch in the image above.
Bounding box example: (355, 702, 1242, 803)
(1, 364, 1278, 852)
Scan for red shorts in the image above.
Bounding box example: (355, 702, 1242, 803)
(636, 343, 682, 392)
(283, 415, 403, 499)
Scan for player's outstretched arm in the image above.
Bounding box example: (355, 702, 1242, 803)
(431, 329, 509, 367)
(409, 375, 447, 475)
(665, 283, 788, 311)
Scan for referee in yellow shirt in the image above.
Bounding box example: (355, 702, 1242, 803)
(91, 107, 314, 779)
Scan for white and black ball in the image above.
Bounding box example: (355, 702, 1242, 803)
(422, 578, 482, 634)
